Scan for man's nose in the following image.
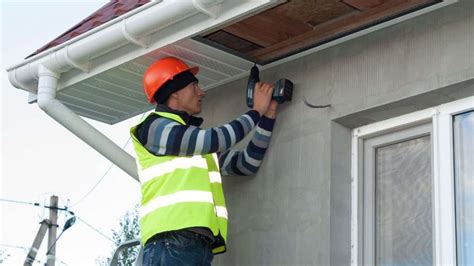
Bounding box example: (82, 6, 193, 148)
(198, 87, 205, 97)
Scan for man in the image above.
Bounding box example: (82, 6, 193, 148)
(130, 57, 277, 265)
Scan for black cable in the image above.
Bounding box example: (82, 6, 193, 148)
(302, 96, 331, 109)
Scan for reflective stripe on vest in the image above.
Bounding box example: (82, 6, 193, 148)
(130, 111, 228, 254)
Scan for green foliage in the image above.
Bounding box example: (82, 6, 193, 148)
(96, 205, 140, 266)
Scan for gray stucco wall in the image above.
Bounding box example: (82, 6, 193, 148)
(200, 1, 473, 265)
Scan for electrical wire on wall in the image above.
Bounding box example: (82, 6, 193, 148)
(302, 96, 331, 109)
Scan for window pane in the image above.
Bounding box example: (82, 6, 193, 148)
(454, 111, 474, 266)
(375, 136, 432, 266)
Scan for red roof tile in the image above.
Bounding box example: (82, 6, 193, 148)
(27, 0, 150, 59)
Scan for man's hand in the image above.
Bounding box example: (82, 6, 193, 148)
(252, 82, 273, 116)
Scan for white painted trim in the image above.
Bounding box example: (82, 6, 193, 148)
(433, 96, 473, 265)
(351, 96, 474, 265)
(354, 108, 436, 138)
(432, 111, 456, 265)
(350, 133, 360, 266)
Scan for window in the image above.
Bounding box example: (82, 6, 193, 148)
(351, 96, 474, 265)
(453, 111, 474, 265)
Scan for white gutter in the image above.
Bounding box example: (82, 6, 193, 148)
(7, 0, 225, 92)
(8, 0, 233, 180)
(37, 64, 139, 180)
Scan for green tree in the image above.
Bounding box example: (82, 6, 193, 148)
(97, 205, 140, 266)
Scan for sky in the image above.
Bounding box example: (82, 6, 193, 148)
(1, 1, 142, 265)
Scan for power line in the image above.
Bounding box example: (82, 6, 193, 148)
(71, 112, 145, 207)
(76, 216, 114, 243)
(0, 244, 43, 265)
(70, 163, 115, 207)
(0, 243, 30, 251)
(0, 198, 40, 207)
(0, 198, 74, 216)
(0, 197, 111, 242)
(0, 244, 69, 265)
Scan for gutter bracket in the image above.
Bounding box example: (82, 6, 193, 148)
(64, 46, 90, 73)
(192, 0, 224, 18)
(121, 20, 149, 48)
(28, 92, 38, 104)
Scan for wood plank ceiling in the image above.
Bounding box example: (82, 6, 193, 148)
(198, 0, 440, 64)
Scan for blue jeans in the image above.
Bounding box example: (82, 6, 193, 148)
(142, 230, 214, 266)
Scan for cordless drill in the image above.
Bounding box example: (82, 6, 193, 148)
(246, 65, 293, 108)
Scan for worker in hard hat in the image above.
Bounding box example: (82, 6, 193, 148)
(130, 57, 277, 265)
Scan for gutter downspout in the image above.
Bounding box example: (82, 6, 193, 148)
(37, 65, 138, 181)
(26, 1, 228, 181)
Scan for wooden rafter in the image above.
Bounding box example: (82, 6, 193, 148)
(249, 0, 436, 63)
(342, 0, 386, 11)
(223, 12, 313, 47)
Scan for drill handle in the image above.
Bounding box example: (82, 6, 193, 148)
(246, 65, 260, 108)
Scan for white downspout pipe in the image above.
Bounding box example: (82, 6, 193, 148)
(37, 65, 138, 181)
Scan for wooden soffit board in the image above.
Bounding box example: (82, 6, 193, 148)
(197, 0, 441, 65)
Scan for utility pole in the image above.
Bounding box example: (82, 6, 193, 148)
(46, 195, 58, 266)
(24, 219, 50, 266)
(24, 195, 72, 265)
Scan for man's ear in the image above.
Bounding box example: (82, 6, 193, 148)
(169, 91, 180, 100)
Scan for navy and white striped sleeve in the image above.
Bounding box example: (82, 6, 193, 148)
(218, 115, 275, 176)
(144, 110, 260, 156)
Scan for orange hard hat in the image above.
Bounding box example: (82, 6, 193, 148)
(143, 57, 199, 103)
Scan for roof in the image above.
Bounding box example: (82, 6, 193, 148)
(9, 0, 453, 124)
(28, 0, 441, 63)
(27, 0, 150, 59)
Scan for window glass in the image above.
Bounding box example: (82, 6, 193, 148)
(375, 136, 433, 265)
(454, 111, 474, 265)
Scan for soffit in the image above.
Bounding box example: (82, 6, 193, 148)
(198, 0, 441, 64)
(55, 39, 252, 124)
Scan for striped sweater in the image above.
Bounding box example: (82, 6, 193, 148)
(136, 105, 275, 176)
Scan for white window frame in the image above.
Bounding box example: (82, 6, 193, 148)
(351, 96, 474, 266)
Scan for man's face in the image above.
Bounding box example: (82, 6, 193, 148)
(175, 82, 205, 115)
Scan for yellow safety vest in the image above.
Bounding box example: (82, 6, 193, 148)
(130, 111, 227, 254)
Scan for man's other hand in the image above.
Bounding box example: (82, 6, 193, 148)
(253, 82, 273, 116)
